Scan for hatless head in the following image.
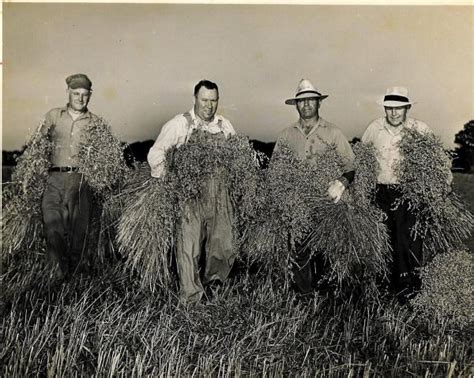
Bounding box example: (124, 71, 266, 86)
(194, 80, 219, 122)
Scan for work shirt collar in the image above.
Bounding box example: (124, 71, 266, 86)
(189, 107, 220, 127)
(61, 104, 92, 121)
(295, 117, 324, 138)
(382, 117, 406, 136)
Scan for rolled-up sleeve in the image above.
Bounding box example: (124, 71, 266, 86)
(147, 116, 187, 178)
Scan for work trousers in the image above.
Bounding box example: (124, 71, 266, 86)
(176, 176, 235, 303)
(292, 244, 327, 294)
(41, 172, 92, 278)
(375, 185, 422, 294)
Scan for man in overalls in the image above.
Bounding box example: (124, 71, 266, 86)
(148, 80, 236, 303)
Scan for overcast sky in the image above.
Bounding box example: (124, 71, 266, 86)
(2, 3, 473, 150)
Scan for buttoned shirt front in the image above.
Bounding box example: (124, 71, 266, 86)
(147, 108, 236, 178)
(274, 117, 355, 173)
(43, 105, 98, 167)
(361, 117, 431, 185)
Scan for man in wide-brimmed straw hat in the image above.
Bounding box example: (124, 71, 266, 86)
(361, 86, 434, 303)
(148, 79, 236, 303)
(274, 79, 355, 293)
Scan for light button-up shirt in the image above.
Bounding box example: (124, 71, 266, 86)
(147, 108, 236, 178)
(361, 117, 430, 185)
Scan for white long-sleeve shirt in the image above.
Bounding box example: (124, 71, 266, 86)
(361, 117, 430, 185)
(147, 108, 236, 178)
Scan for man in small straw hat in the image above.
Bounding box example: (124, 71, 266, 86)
(361, 86, 434, 302)
(274, 79, 355, 293)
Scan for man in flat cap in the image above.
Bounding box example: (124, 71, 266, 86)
(148, 79, 236, 303)
(274, 79, 355, 293)
(18, 73, 126, 281)
(36, 73, 96, 279)
(361, 86, 439, 302)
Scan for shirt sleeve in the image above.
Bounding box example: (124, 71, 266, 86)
(39, 109, 59, 136)
(272, 129, 289, 156)
(147, 116, 188, 178)
(221, 118, 236, 137)
(361, 121, 376, 144)
(333, 129, 355, 172)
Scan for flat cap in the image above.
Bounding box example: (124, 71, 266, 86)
(66, 73, 92, 90)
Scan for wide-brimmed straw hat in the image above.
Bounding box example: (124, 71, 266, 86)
(378, 86, 414, 107)
(285, 79, 328, 105)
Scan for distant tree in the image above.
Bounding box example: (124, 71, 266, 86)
(349, 137, 361, 146)
(123, 140, 155, 166)
(250, 140, 276, 169)
(453, 120, 474, 173)
(2, 148, 24, 167)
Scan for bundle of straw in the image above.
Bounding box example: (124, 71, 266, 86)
(117, 130, 259, 291)
(99, 164, 153, 262)
(393, 128, 473, 256)
(117, 176, 177, 291)
(247, 142, 321, 263)
(302, 198, 390, 285)
(352, 142, 379, 205)
(310, 143, 346, 195)
(2, 120, 53, 253)
(170, 130, 261, 253)
(76, 117, 129, 195)
(246, 141, 390, 287)
(412, 249, 473, 328)
(11, 120, 53, 206)
(2, 184, 46, 255)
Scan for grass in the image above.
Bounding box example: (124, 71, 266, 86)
(1, 174, 473, 376)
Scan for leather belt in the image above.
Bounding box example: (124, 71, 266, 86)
(49, 166, 79, 173)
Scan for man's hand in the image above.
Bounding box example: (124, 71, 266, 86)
(327, 180, 346, 204)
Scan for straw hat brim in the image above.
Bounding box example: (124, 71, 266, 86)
(285, 93, 328, 105)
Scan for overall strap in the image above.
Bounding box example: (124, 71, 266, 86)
(183, 111, 223, 129)
(183, 112, 193, 143)
(183, 112, 193, 126)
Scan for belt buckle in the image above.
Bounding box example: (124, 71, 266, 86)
(66, 166, 74, 174)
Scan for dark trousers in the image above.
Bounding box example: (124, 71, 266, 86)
(375, 185, 422, 294)
(292, 244, 327, 294)
(41, 172, 92, 278)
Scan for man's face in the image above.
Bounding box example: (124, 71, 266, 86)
(385, 106, 410, 127)
(296, 98, 320, 120)
(68, 88, 91, 112)
(194, 87, 219, 122)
